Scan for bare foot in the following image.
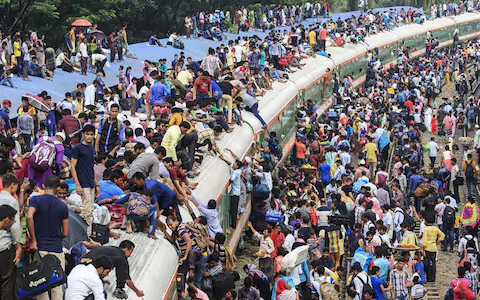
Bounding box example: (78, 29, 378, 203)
(148, 234, 158, 240)
(110, 231, 121, 239)
(226, 228, 232, 235)
(126, 221, 133, 234)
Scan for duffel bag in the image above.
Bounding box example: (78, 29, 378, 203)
(17, 252, 66, 299)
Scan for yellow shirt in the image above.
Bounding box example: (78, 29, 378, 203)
(161, 125, 184, 161)
(454, 213, 461, 229)
(422, 226, 445, 252)
(226, 52, 236, 66)
(176, 70, 193, 86)
(308, 31, 317, 45)
(13, 41, 21, 57)
(364, 142, 378, 163)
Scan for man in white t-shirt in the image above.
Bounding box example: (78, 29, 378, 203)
(382, 204, 394, 240)
(427, 137, 439, 165)
(435, 199, 446, 229)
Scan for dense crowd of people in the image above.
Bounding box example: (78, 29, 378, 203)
(0, 2, 479, 300)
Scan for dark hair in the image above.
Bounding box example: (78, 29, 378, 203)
(1, 173, 18, 189)
(110, 169, 124, 182)
(207, 199, 216, 209)
(110, 103, 120, 110)
(45, 175, 60, 189)
(91, 255, 114, 270)
(134, 127, 144, 137)
(0, 204, 17, 221)
(132, 172, 146, 181)
(134, 143, 146, 151)
(179, 121, 191, 129)
(61, 109, 72, 116)
(119, 240, 135, 250)
(58, 182, 68, 190)
(96, 153, 108, 163)
(82, 124, 95, 134)
(154, 146, 166, 156)
(215, 232, 226, 244)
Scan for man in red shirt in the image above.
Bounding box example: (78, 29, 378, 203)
(193, 69, 212, 101)
(57, 108, 81, 146)
(168, 162, 191, 201)
(404, 98, 414, 112)
(320, 25, 328, 52)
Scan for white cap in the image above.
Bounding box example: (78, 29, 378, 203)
(55, 132, 66, 142)
(475, 125, 480, 129)
(360, 159, 366, 165)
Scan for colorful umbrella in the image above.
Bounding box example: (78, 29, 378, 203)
(22, 94, 49, 112)
(460, 203, 480, 227)
(71, 19, 92, 27)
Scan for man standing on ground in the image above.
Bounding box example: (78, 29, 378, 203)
(422, 214, 445, 282)
(72, 124, 99, 236)
(427, 137, 439, 165)
(462, 153, 477, 198)
(79, 38, 88, 76)
(27, 175, 69, 300)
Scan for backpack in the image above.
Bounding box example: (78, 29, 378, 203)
(91, 223, 110, 245)
(319, 278, 339, 300)
(443, 206, 456, 227)
(212, 271, 235, 299)
(187, 222, 210, 251)
(465, 161, 475, 179)
(357, 275, 376, 298)
(401, 210, 416, 232)
(465, 236, 479, 270)
(252, 183, 270, 201)
(126, 193, 150, 216)
(69, 242, 88, 267)
(29, 139, 58, 171)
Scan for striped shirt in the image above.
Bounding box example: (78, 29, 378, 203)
(175, 223, 199, 256)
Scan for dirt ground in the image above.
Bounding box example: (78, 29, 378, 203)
(419, 82, 475, 297)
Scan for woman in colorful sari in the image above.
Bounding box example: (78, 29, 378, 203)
(272, 271, 299, 300)
(243, 264, 271, 300)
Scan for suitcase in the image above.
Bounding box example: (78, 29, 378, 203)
(17, 252, 66, 299)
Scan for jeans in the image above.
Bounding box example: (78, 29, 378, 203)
(212, 90, 223, 108)
(466, 178, 476, 197)
(245, 103, 266, 126)
(396, 230, 402, 244)
(194, 254, 207, 288)
(454, 227, 460, 243)
(0, 77, 14, 88)
(21, 133, 33, 152)
(395, 296, 407, 300)
(196, 93, 210, 101)
(0, 247, 16, 300)
(443, 226, 454, 251)
(22, 60, 29, 78)
(128, 204, 157, 235)
(47, 124, 57, 137)
(181, 131, 198, 170)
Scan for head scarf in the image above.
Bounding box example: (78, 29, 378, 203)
(245, 264, 268, 280)
(276, 279, 288, 297)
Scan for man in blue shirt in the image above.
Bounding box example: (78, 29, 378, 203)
(187, 57, 200, 76)
(27, 175, 69, 300)
(131, 172, 175, 209)
(97, 169, 125, 204)
(0, 99, 11, 134)
(188, 196, 223, 238)
(409, 168, 425, 211)
(149, 71, 171, 105)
